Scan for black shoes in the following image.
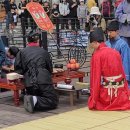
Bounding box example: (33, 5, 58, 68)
(24, 95, 34, 113)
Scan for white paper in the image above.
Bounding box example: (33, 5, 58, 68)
(57, 84, 74, 89)
(6, 73, 23, 80)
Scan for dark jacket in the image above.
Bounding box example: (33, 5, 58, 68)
(3, 0, 11, 13)
(69, 0, 78, 17)
(18, 1, 29, 17)
(14, 46, 53, 87)
(0, 38, 6, 67)
(10, 2, 17, 15)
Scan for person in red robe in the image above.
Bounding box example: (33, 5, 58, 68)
(88, 27, 130, 110)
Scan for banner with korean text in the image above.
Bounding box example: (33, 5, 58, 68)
(26, 2, 54, 31)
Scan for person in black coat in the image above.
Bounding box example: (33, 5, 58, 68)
(69, 0, 80, 30)
(0, 37, 6, 77)
(14, 31, 58, 113)
(18, 0, 29, 29)
(3, 0, 12, 30)
(51, 3, 60, 24)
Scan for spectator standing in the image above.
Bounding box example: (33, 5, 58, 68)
(95, 0, 99, 6)
(77, 0, 88, 29)
(0, 37, 6, 69)
(97, 0, 103, 8)
(39, 0, 43, 5)
(88, 6, 106, 32)
(51, 3, 60, 25)
(59, 0, 70, 29)
(18, 0, 29, 29)
(3, 0, 12, 31)
(69, 0, 80, 30)
(115, 0, 130, 47)
(86, 0, 96, 13)
(101, 0, 110, 21)
(0, 1, 5, 33)
(52, 0, 60, 5)
(27, 1, 37, 30)
(43, 1, 50, 16)
(10, 0, 18, 32)
(114, 0, 123, 9)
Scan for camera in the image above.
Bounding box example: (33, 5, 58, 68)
(89, 14, 97, 22)
(89, 16, 95, 21)
(89, 14, 98, 26)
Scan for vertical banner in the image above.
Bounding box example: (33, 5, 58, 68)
(26, 2, 54, 31)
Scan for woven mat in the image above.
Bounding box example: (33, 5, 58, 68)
(1, 108, 130, 130)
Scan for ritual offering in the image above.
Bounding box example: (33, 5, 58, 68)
(67, 58, 80, 71)
(65, 77, 72, 84)
(57, 84, 74, 90)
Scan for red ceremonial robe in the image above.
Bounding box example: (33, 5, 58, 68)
(88, 43, 130, 110)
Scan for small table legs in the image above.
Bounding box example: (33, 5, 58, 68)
(14, 90, 20, 106)
(69, 91, 74, 106)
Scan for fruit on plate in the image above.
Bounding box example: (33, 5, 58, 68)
(75, 63, 80, 69)
(67, 58, 80, 70)
(69, 58, 76, 64)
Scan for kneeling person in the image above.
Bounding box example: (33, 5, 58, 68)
(14, 32, 58, 113)
(88, 27, 130, 110)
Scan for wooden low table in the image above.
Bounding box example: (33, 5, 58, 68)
(0, 78, 25, 106)
(52, 70, 85, 84)
(52, 70, 85, 106)
(55, 87, 83, 106)
(0, 70, 85, 107)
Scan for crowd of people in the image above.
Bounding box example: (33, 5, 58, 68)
(0, 0, 125, 32)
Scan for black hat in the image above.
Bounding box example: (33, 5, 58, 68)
(27, 31, 39, 43)
(90, 27, 104, 43)
(8, 46, 20, 57)
(107, 20, 119, 31)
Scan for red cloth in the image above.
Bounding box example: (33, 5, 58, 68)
(101, 1, 110, 17)
(27, 42, 39, 47)
(0, 78, 7, 83)
(115, 0, 123, 8)
(88, 43, 130, 110)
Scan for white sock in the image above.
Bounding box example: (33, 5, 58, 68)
(33, 96, 37, 106)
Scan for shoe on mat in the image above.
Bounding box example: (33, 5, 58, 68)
(24, 95, 34, 113)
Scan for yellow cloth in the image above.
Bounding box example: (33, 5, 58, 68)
(86, 0, 97, 12)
